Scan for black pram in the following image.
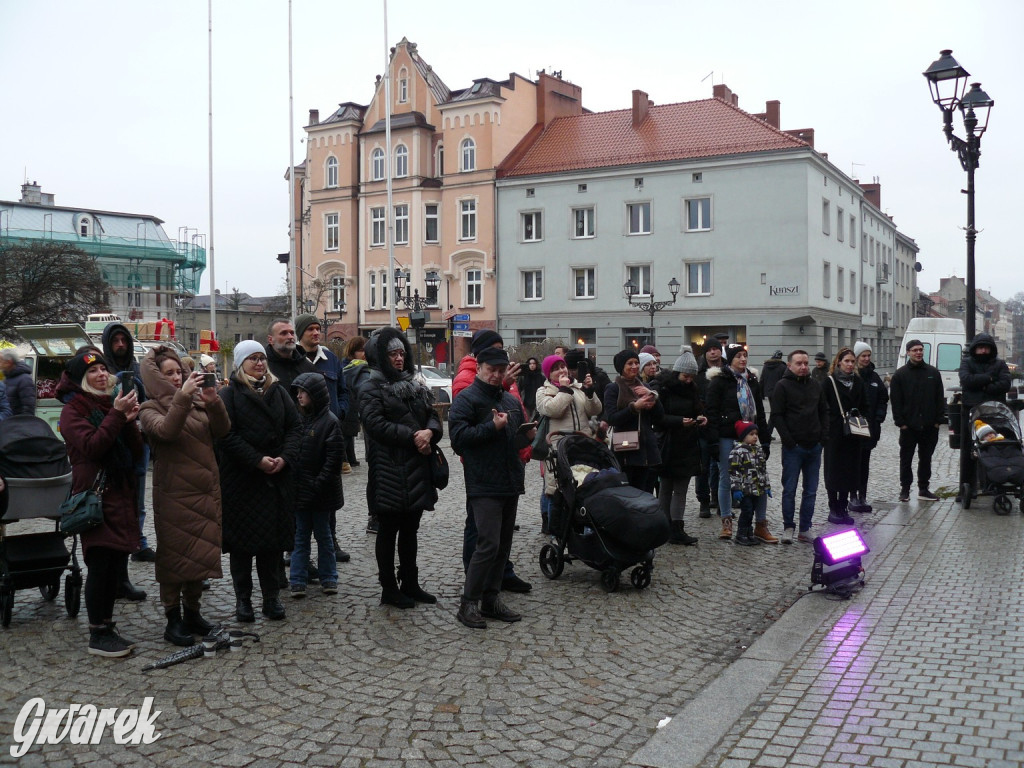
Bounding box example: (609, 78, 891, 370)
(0, 414, 80, 628)
(539, 432, 669, 592)
(962, 401, 1024, 515)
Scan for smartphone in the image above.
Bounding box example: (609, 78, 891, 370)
(120, 374, 134, 395)
(202, 372, 217, 389)
(576, 360, 589, 379)
(517, 421, 539, 434)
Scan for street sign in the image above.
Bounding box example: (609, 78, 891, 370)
(454, 313, 470, 322)
(452, 322, 470, 332)
(453, 330, 473, 338)
(397, 316, 411, 331)
(441, 308, 458, 321)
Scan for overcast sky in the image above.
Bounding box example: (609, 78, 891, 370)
(2, 0, 1021, 301)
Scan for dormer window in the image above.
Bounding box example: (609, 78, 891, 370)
(78, 215, 92, 237)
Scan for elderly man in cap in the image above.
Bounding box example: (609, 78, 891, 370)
(451, 329, 532, 594)
(450, 345, 533, 628)
(810, 352, 829, 384)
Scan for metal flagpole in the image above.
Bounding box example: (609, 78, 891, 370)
(207, 0, 217, 351)
(287, 0, 297, 322)
(384, 0, 395, 328)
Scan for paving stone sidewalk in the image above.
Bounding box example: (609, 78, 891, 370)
(0, 426, 966, 766)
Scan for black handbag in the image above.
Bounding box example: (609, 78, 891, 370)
(429, 446, 449, 490)
(59, 470, 106, 536)
(530, 416, 552, 460)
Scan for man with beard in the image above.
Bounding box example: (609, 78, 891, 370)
(265, 319, 317, 394)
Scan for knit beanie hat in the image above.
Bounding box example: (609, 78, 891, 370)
(563, 349, 586, 369)
(294, 313, 320, 341)
(613, 349, 639, 374)
(470, 329, 503, 355)
(638, 353, 657, 371)
(387, 337, 406, 353)
(853, 341, 872, 357)
(771, 350, 784, 360)
(814, 352, 827, 361)
(542, 355, 565, 380)
(233, 340, 266, 370)
(66, 349, 108, 385)
(199, 354, 216, 368)
(734, 420, 758, 441)
(640, 345, 660, 356)
(725, 343, 746, 365)
(672, 350, 699, 375)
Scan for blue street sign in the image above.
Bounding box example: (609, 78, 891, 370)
(454, 314, 470, 322)
(452, 322, 470, 332)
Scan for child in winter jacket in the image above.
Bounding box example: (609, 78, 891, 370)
(729, 420, 771, 547)
(289, 372, 345, 596)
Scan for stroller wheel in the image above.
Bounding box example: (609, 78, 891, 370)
(39, 580, 60, 602)
(630, 565, 652, 590)
(961, 483, 973, 510)
(994, 494, 1013, 516)
(65, 573, 82, 619)
(600, 568, 619, 593)
(539, 544, 564, 579)
(0, 591, 13, 628)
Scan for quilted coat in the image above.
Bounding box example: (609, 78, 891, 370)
(359, 327, 443, 518)
(216, 369, 301, 553)
(292, 372, 345, 515)
(139, 350, 231, 583)
(651, 370, 705, 480)
(57, 375, 143, 557)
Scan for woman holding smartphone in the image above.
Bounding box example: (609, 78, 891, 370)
(140, 346, 231, 645)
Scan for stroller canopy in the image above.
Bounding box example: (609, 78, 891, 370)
(969, 401, 1023, 443)
(0, 415, 70, 479)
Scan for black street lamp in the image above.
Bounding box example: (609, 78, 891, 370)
(923, 49, 994, 501)
(395, 268, 441, 368)
(623, 277, 680, 345)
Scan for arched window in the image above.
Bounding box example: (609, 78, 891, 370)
(371, 148, 385, 180)
(325, 156, 338, 188)
(460, 138, 476, 172)
(395, 145, 408, 178)
(77, 215, 92, 237)
(398, 68, 409, 103)
(435, 144, 444, 177)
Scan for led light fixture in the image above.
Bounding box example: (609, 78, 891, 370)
(811, 528, 869, 593)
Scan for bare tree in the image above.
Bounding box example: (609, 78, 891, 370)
(0, 241, 109, 340)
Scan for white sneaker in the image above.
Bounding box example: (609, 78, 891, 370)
(781, 527, 795, 545)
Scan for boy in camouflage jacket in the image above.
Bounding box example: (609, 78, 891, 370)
(729, 420, 771, 547)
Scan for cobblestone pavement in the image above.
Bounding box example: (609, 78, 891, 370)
(1, 423, 966, 766)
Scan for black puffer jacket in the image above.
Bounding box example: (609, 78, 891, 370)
(265, 342, 316, 397)
(217, 371, 301, 553)
(341, 359, 371, 437)
(858, 361, 889, 447)
(959, 333, 1011, 408)
(359, 327, 443, 517)
(292, 372, 344, 515)
(4, 362, 36, 415)
(704, 365, 769, 446)
(651, 371, 703, 478)
(449, 376, 527, 498)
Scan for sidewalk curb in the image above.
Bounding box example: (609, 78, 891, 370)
(628, 501, 927, 768)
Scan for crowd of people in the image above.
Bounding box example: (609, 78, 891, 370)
(1, 317, 1014, 655)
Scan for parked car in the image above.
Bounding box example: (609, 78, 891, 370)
(416, 365, 452, 404)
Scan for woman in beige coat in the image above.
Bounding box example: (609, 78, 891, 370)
(139, 346, 230, 646)
(535, 354, 603, 496)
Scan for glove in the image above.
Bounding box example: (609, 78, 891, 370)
(762, 444, 771, 461)
(767, 488, 773, 498)
(732, 490, 744, 505)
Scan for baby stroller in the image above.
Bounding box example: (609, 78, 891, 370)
(539, 432, 670, 592)
(0, 414, 79, 628)
(961, 401, 1024, 515)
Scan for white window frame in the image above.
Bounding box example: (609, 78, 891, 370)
(325, 156, 338, 189)
(371, 148, 385, 181)
(627, 202, 651, 235)
(398, 71, 408, 103)
(395, 145, 408, 178)
(368, 272, 377, 308)
(686, 261, 711, 296)
(573, 267, 596, 299)
(521, 211, 543, 242)
(460, 138, 476, 172)
(465, 268, 483, 307)
(394, 204, 409, 245)
(626, 264, 652, 297)
(325, 213, 339, 251)
(684, 197, 712, 232)
(572, 206, 595, 239)
(79, 216, 92, 237)
(459, 199, 477, 241)
(424, 203, 439, 243)
(380, 270, 390, 309)
(435, 144, 444, 176)
(370, 207, 386, 247)
(331, 276, 346, 312)
(522, 269, 543, 301)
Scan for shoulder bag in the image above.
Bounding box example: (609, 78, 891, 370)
(529, 416, 552, 460)
(59, 470, 106, 536)
(609, 412, 641, 453)
(829, 378, 871, 439)
(429, 446, 449, 490)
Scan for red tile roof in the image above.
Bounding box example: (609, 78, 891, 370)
(503, 97, 809, 177)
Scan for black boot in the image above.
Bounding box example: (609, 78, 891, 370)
(261, 592, 286, 620)
(183, 607, 217, 636)
(398, 567, 437, 604)
(333, 536, 351, 563)
(670, 520, 699, 546)
(235, 597, 255, 623)
(231, 557, 255, 622)
(116, 558, 147, 601)
(380, 585, 415, 609)
(456, 598, 486, 629)
(163, 607, 194, 646)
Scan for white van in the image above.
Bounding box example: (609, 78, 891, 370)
(896, 318, 966, 402)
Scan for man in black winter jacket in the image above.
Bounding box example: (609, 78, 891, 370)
(890, 339, 946, 502)
(959, 332, 1011, 409)
(770, 351, 828, 543)
(450, 347, 533, 629)
(265, 319, 316, 398)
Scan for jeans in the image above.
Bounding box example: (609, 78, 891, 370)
(899, 426, 939, 491)
(781, 443, 822, 532)
(290, 506, 337, 587)
(463, 496, 519, 603)
(719, 438, 767, 522)
(136, 443, 150, 550)
(696, 437, 718, 504)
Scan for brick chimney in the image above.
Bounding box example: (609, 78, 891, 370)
(712, 83, 739, 107)
(764, 100, 780, 128)
(860, 181, 881, 210)
(632, 89, 652, 127)
(308, 109, 319, 125)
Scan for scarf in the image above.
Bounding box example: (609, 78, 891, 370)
(834, 370, 855, 389)
(730, 367, 756, 422)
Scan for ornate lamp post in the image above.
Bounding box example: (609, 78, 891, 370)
(923, 49, 994, 500)
(623, 277, 680, 346)
(395, 269, 441, 369)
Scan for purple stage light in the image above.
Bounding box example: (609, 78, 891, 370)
(811, 528, 869, 592)
(815, 528, 870, 565)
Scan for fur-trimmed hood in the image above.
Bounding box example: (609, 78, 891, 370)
(364, 326, 415, 382)
(707, 364, 759, 380)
